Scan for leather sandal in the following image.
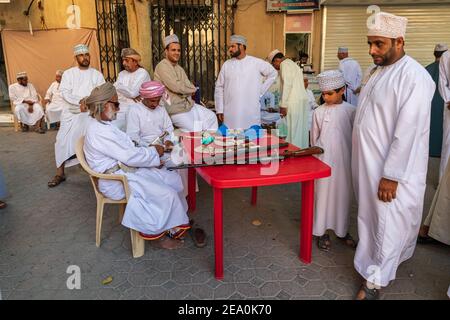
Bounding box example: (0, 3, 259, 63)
(0, 201, 7, 209)
(48, 175, 66, 188)
(356, 283, 380, 300)
(317, 234, 331, 251)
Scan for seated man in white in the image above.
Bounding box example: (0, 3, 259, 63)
(83, 82, 190, 249)
(154, 34, 218, 132)
(113, 48, 151, 131)
(127, 80, 193, 198)
(126, 80, 174, 148)
(9, 71, 45, 133)
(44, 70, 65, 128)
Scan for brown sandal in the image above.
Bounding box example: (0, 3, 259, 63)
(0, 201, 7, 209)
(356, 283, 380, 300)
(338, 233, 358, 249)
(48, 175, 66, 188)
(317, 234, 331, 251)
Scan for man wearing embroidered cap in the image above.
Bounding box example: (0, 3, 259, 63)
(154, 34, 217, 132)
(112, 48, 151, 131)
(438, 45, 450, 181)
(83, 83, 190, 249)
(337, 47, 362, 106)
(215, 35, 277, 129)
(312, 70, 356, 253)
(352, 12, 435, 299)
(44, 70, 65, 128)
(9, 71, 46, 133)
(426, 44, 448, 158)
(48, 44, 105, 187)
(267, 49, 309, 148)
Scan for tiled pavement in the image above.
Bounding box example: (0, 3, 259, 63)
(0, 127, 449, 300)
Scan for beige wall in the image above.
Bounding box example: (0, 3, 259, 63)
(234, 0, 284, 60)
(234, 1, 322, 68)
(0, 0, 97, 30)
(125, 0, 153, 74)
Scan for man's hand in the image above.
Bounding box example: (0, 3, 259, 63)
(133, 96, 142, 103)
(447, 102, 450, 110)
(164, 140, 174, 151)
(378, 177, 398, 202)
(354, 87, 361, 94)
(217, 113, 224, 123)
(79, 100, 88, 113)
(153, 144, 165, 157)
(280, 107, 287, 117)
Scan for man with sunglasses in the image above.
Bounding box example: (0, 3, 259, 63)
(48, 44, 105, 188)
(84, 83, 190, 249)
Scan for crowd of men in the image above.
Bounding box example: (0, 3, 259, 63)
(5, 10, 449, 299)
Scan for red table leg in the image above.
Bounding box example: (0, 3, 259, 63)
(300, 180, 314, 264)
(251, 186, 257, 206)
(213, 187, 224, 279)
(188, 168, 196, 212)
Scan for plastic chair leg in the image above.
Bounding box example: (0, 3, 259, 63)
(95, 199, 104, 247)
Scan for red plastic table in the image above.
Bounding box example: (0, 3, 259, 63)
(184, 137, 331, 279)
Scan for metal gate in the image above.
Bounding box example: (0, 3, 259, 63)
(95, 0, 130, 82)
(150, 0, 235, 102)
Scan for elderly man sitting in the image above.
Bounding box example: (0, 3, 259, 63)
(83, 82, 191, 249)
(9, 72, 46, 133)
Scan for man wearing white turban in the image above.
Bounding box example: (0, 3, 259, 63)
(112, 48, 151, 131)
(352, 12, 435, 299)
(154, 34, 218, 132)
(215, 35, 277, 129)
(337, 47, 362, 107)
(44, 70, 65, 127)
(48, 44, 105, 187)
(9, 72, 46, 133)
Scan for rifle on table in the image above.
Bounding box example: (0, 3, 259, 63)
(166, 146, 324, 170)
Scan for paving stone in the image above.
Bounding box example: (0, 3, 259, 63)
(214, 283, 236, 299)
(0, 129, 446, 300)
(259, 282, 281, 297)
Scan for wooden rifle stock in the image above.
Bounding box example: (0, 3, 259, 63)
(282, 146, 324, 158)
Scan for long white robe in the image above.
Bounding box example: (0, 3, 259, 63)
(9, 82, 44, 126)
(423, 157, 450, 245)
(84, 118, 188, 235)
(279, 59, 310, 149)
(306, 88, 318, 130)
(438, 50, 450, 181)
(55, 67, 105, 168)
(44, 81, 64, 124)
(170, 103, 218, 132)
(215, 55, 277, 129)
(352, 55, 435, 287)
(113, 68, 151, 131)
(312, 102, 356, 237)
(339, 57, 362, 106)
(126, 102, 174, 146)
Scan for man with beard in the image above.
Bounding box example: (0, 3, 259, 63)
(112, 48, 151, 131)
(352, 12, 435, 299)
(84, 82, 190, 249)
(154, 34, 217, 132)
(9, 72, 46, 133)
(337, 47, 362, 107)
(48, 44, 105, 187)
(215, 35, 277, 129)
